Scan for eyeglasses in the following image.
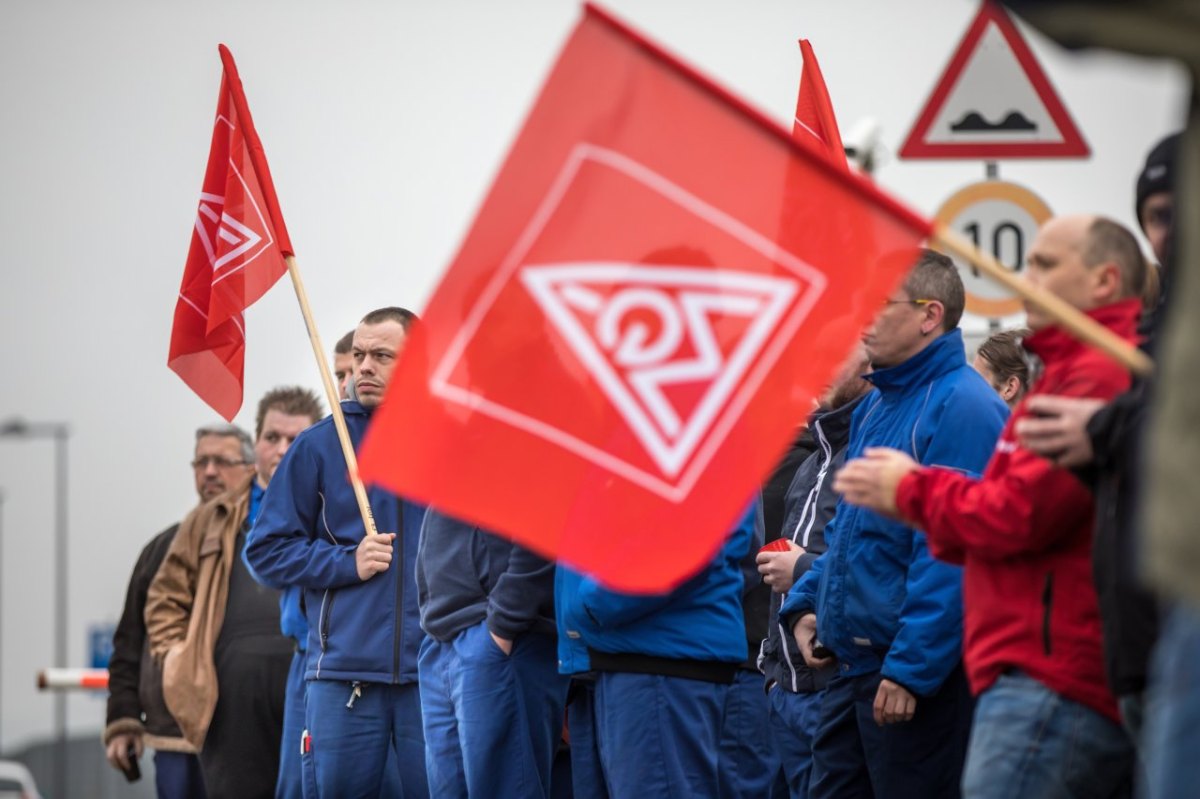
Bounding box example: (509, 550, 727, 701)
(191, 456, 248, 470)
(881, 298, 934, 309)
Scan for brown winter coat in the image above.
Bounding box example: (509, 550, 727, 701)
(144, 473, 253, 750)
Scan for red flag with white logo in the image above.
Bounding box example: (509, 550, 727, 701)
(793, 39, 848, 168)
(168, 45, 292, 420)
(358, 4, 930, 592)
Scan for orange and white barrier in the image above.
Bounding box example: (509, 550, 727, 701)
(36, 668, 109, 691)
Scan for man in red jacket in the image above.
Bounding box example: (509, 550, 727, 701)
(833, 214, 1145, 798)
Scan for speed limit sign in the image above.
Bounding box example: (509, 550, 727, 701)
(932, 180, 1052, 318)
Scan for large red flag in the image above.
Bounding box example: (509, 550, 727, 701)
(169, 45, 292, 420)
(358, 4, 929, 592)
(793, 39, 849, 169)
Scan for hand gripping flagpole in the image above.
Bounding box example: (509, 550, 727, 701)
(217, 44, 378, 539)
(933, 223, 1153, 377)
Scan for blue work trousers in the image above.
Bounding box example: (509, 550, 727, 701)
(418, 621, 568, 799)
(593, 671, 729, 799)
(276, 650, 306, 799)
(766, 685, 823, 798)
(810, 664, 973, 799)
(718, 669, 781, 798)
(304, 679, 428, 799)
(567, 679, 609, 799)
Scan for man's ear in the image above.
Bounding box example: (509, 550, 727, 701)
(920, 300, 946, 335)
(1092, 261, 1123, 305)
(1002, 375, 1022, 403)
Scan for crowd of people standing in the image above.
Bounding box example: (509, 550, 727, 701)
(101, 130, 1184, 799)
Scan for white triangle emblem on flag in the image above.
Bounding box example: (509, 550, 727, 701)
(522, 262, 798, 478)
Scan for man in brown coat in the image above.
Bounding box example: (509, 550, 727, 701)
(104, 422, 254, 796)
(146, 387, 322, 798)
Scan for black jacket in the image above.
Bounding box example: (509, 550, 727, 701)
(758, 396, 862, 693)
(104, 524, 190, 749)
(740, 428, 820, 666)
(1085, 277, 1165, 698)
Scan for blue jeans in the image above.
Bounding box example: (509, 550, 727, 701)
(418, 621, 568, 799)
(766, 685, 823, 799)
(304, 680, 427, 798)
(594, 671, 729, 799)
(962, 671, 1133, 799)
(718, 669, 782, 798)
(1145, 603, 1200, 799)
(153, 750, 206, 799)
(810, 664, 972, 799)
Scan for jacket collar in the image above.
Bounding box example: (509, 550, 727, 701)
(809, 392, 867, 446)
(1023, 299, 1142, 367)
(340, 399, 370, 417)
(865, 329, 967, 394)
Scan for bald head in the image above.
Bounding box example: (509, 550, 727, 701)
(1022, 214, 1145, 330)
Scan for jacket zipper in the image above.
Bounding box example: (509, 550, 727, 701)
(1041, 571, 1054, 656)
(393, 502, 404, 683)
(315, 589, 335, 678)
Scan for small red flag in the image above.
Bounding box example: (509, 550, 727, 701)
(358, 4, 929, 592)
(169, 45, 291, 420)
(793, 40, 848, 169)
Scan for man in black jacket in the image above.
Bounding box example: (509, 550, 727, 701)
(104, 422, 254, 797)
(754, 346, 872, 798)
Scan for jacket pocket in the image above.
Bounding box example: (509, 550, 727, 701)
(1041, 571, 1054, 656)
(318, 590, 337, 652)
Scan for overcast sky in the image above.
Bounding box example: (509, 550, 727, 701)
(0, 0, 1187, 751)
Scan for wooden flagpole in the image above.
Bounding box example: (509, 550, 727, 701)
(932, 223, 1154, 377)
(284, 254, 379, 538)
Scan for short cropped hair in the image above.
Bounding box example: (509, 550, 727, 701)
(255, 386, 324, 440)
(1083, 218, 1147, 300)
(903, 249, 965, 332)
(360, 307, 419, 331)
(976, 328, 1032, 401)
(195, 422, 254, 463)
(334, 329, 355, 355)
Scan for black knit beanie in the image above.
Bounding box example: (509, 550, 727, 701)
(1135, 132, 1180, 230)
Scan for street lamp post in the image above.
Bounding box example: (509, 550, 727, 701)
(0, 486, 5, 756)
(0, 419, 70, 799)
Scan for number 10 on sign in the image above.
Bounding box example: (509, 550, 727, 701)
(933, 180, 1052, 318)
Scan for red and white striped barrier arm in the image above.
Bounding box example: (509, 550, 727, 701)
(37, 668, 109, 691)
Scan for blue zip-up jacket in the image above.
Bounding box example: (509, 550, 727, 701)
(781, 330, 1007, 696)
(557, 501, 757, 676)
(416, 509, 556, 643)
(245, 401, 425, 684)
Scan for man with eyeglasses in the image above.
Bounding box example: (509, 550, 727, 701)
(104, 422, 253, 797)
(147, 387, 323, 798)
(778, 249, 1008, 798)
(839, 215, 1148, 797)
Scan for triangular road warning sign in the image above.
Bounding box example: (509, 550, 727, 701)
(899, 1, 1089, 159)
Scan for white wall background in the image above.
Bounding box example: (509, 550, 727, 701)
(0, 0, 1187, 752)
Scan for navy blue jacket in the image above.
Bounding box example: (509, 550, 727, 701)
(781, 330, 1007, 696)
(557, 502, 757, 677)
(245, 402, 425, 685)
(759, 395, 863, 693)
(416, 509, 556, 643)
